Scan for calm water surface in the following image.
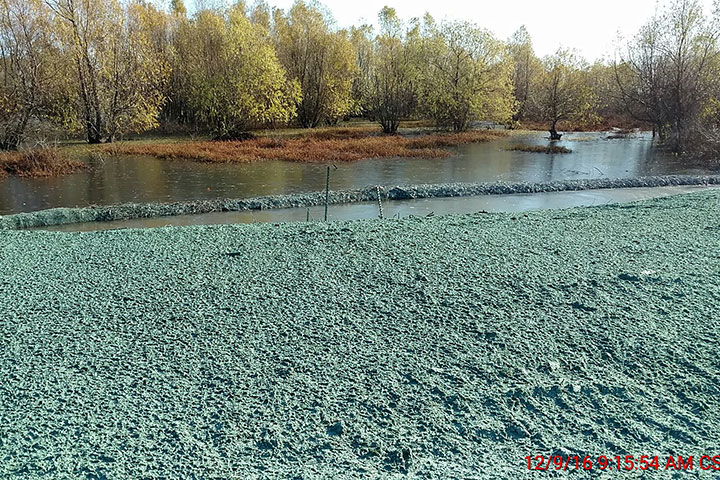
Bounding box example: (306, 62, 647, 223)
(0, 131, 707, 215)
(38, 185, 717, 232)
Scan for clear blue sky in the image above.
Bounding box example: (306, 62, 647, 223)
(187, 0, 716, 62)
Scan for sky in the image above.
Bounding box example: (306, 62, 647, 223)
(189, 0, 716, 62)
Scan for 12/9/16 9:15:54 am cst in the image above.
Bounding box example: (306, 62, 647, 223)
(526, 455, 720, 472)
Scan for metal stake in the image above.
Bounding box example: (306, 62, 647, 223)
(376, 185, 384, 219)
(324, 165, 330, 221)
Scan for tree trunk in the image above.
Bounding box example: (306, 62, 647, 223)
(549, 120, 562, 140)
(380, 117, 399, 134)
(0, 137, 20, 151)
(1, 125, 24, 151)
(87, 130, 102, 144)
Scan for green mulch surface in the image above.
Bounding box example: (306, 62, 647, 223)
(1, 190, 719, 478)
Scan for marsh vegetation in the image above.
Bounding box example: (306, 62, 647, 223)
(508, 144, 572, 154)
(101, 129, 507, 163)
(0, 148, 84, 178)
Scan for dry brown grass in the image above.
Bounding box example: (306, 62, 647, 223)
(101, 130, 507, 163)
(0, 148, 85, 178)
(305, 127, 381, 140)
(509, 144, 573, 154)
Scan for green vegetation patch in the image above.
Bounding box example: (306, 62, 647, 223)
(1, 190, 719, 477)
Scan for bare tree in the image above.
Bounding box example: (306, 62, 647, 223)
(616, 0, 720, 151)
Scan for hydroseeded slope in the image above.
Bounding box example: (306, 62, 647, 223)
(1, 191, 719, 479)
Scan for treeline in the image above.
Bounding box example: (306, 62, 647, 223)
(1, 0, 719, 154)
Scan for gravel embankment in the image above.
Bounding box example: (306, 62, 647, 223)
(2, 174, 720, 229)
(1, 190, 719, 478)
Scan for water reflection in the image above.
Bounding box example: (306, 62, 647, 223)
(0, 132, 706, 215)
(37, 185, 717, 232)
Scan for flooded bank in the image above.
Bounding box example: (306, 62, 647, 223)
(28, 184, 720, 232)
(0, 131, 711, 215)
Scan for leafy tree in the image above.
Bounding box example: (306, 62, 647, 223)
(175, 5, 300, 138)
(507, 26, 541, 123)
(171, 0, 186, 17)
(532, 49, 598, 138)
(0, 0, 53, 150)
(587, 61, 628, 127)
(47, 0, 170, 143)
(420, 20, 515, 131)
(273, 1, 357, 127)
(366, 7, 421, 133)
(349, 24, 374, 117)
(249, 0, 271, 30)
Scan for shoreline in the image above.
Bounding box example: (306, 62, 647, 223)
(2, 174, 720, 230)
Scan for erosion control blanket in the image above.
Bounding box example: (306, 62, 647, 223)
(0, 190, 719, 478)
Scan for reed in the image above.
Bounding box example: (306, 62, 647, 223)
(0, 148, 85, 177)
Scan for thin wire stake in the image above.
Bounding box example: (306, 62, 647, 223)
(376, 185, 384, 219)
(324, 165, 330, 221)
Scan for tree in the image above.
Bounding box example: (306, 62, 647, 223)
(420, 20, 515, 131)
(249, 0, 271, 30)
(615, 0, 720, 151)
(533, 49, 598, 139)
(175, 4, 300, 138)
(273, 1, 357, 127)
(507, 26, 540, 124)
(0, 0, 52, 150)
(366, 7, 421, 133)
(171, 0, 187, 17)
(349, 24, 374, 117)
(587, 61, 628, 127)
(47, 0, 170, 143)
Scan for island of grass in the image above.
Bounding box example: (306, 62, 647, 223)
(1, 189, 718, 477)
(100, 127, 508, 163)
(509, 144, 573, 154)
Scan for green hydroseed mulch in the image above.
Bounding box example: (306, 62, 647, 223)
(1, 190, 719, 478)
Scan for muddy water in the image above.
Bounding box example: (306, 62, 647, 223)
(36, 185, 716, 232)
(0, 131, 707, 215)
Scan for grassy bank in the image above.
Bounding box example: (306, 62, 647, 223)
(0, 148, 85, 178)
(1, 190, 718, 478)
(100, 129, 507, 163)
